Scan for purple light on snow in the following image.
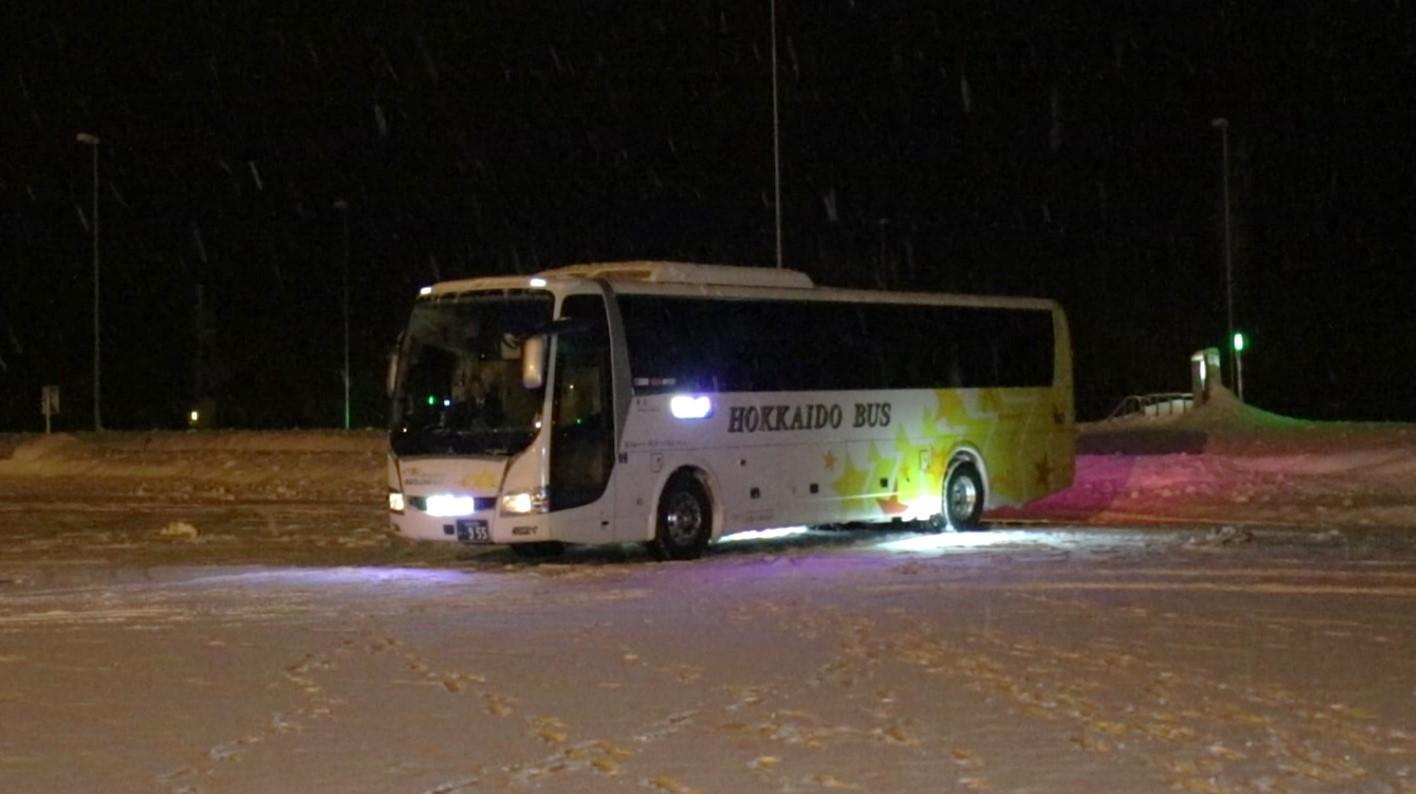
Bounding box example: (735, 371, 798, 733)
(205, 567, 477, 587)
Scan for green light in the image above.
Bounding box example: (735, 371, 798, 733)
(1232, 331, 1247, 353)
(426, 394, 436, 406)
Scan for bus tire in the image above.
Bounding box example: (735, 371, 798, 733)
(943, 461, 985, 531)
(510, 541, 565, 559)
(648, 472, 712, 561)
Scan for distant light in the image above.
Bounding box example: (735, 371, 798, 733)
(189, 410, 200, 423)
(419, 286, 433, 296)
(425, 494, 479, 517)
(670, 394, 713, 420)
(387, 491, 406, 512)
(1232, 331, 1247, 353)
(442, 398, 452, 407)
(426, 394, 437, 406)
(529, 277, 547, 287)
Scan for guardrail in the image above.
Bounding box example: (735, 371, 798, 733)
(1103, 392, 1194, 422)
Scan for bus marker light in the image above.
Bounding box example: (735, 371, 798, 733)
(529, 277, 547, 287)
(501, 488, 549, 515)
(670, 394, 713, 420)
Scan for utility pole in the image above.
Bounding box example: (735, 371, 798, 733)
(334, 199, 351, 429)
(77, 132, 102, 430)
(770, 0, 783, 268)
(1211, 117, 1234, 394)
(877, 218, 890, 277)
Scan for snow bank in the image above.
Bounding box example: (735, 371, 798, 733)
(1013, 388, 1416, 530)
(1083, 386, 1416, 455)
(0, 431, 386, 502)
(4, 392, 1415, 534)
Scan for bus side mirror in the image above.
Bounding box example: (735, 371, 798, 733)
(521, 335, 547, 390)
(385, 346, 400, 398)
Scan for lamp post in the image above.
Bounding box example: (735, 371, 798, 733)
(333, 199, 351, 430)
(770, 0, 783, 268)
(876, 218, 890, 276)
(76, 132, 102, 431)
(1211, 117, 1234, 394)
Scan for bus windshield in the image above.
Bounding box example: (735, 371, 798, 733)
(390, 292, 553, 457)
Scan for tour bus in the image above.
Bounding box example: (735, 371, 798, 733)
(386, 261, 1075, 560)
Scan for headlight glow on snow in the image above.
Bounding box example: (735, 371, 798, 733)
(669, 394, 713, 420)
(876, 530, 1029, 553)
(716, 526, 810, 544)
(425, 494, 479, 517)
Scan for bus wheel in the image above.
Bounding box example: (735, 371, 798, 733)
(649, 472, 712, 561)
(510, 541, 566, 559)
(943, 461, 985, 531)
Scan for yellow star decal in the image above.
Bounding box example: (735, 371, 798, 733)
(832, 457, 871, 513)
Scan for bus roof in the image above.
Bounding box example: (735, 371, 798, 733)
(417, 261, 1059, 312)
(537, 261, 815, 289)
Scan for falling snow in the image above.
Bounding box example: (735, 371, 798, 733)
(4, 5, 1416, 432)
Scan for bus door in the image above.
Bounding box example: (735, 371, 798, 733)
(548, 295, 616, 538)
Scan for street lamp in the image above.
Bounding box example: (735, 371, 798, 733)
(770, 0, 783, 268)
(333, 199, 351, 430)
(76, 132, 102, 431)
(1231, 331, 1247, 402)
(1211, 117, 1234, 395)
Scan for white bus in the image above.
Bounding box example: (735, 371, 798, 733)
(386, 261, 1075, 560)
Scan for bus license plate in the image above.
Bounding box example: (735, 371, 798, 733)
(456, 519, 490, 544)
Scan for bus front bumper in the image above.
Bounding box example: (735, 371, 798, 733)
(389, 505, 554, 545)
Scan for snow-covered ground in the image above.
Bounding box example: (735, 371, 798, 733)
(1, 392, 1414, 792)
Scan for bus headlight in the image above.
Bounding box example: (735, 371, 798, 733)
(425, 494, 480, 517)
(501, 488, 549, 515)
(388, 491, 406, 513)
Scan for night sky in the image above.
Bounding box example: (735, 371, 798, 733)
(5, 2, 1415, 430)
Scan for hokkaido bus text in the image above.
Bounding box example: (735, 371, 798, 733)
(726, 402, 891, 433)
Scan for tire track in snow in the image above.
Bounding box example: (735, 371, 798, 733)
(734, 578, 1414, 793)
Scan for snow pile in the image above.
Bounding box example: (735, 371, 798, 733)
(1013, 387, 1416, 530)
(156, 521, 200, 541)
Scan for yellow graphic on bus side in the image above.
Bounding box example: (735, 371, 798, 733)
(829, 387, 1072, 517)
